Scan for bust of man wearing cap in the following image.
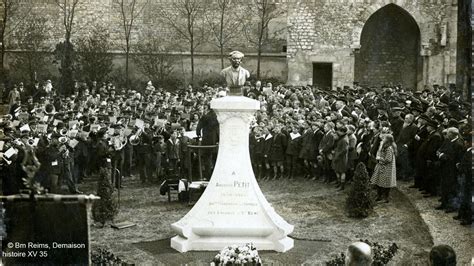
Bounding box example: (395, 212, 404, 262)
(220, 50, 250, 96)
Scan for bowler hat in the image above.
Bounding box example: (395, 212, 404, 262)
(425, 118, 438, 128)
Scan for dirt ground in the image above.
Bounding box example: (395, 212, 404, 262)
(80, 175, 443, 265)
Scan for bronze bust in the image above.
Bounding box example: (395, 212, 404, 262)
(220, 51, 250, 96)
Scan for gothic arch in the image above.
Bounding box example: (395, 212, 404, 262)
(354, 3, 422, 89)
(352, 2, 427, 47)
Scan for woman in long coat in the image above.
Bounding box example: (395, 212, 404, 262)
(332, 126, 349, 190)
(371, 134, 397, 203)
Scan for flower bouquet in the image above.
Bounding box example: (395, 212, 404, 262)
(212, 243, 262, 265)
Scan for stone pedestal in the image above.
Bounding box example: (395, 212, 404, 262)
(171, 96, 294, 253)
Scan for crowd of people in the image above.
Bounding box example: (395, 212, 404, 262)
(0, 78, 472, 226)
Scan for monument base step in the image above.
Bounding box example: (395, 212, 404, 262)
(171, 235, 293, 253)
(192, 226, 274, 237)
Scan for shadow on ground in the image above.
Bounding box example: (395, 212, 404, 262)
(133, 238, 329, 265)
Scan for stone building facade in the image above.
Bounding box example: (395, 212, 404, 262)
(0, 0, 461, 89)
(286, 0, 458, 90)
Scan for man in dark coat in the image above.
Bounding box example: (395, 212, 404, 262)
(165, 130, 181, 177)
(196, 106, 219, 179)
(411, 114, 430, 189)
(58, 136, 81, 194)
(435, 127, 464, 212)
(417, 119, 443, 197)
(318, 122, 336, 183)
(285, 125, 302, 179)
(136, 128, 152, 183)
(110, 125, 126, 188)
(395, 114, 418, 180)
(261, 127, 273, 180)
(298, 124, 314, 179)
(252, 127, 266, 179)
(311, 121, 325, 180)
(389, 107, 404, 140)
(269, 126, 287, 179)
(454, 136, 472, 225)
(335, 99, 351, 117)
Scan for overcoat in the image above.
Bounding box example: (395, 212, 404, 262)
(331, 135, 349, 173)
(371, 145, 396, 188)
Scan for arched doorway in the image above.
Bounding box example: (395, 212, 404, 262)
(354, 4, 421, 90)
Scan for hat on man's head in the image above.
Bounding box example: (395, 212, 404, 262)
(229, 51, 244, 59)
(336, 97, 347, 104)
(418, 114, 429, 122)
(425, 118, 438, 128)
(448, 118, 460, 127)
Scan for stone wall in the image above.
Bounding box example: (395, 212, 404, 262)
(2, 0, 288, 82)
(4, 0, 289, 53)
(3, 51, 287, 87)
(286, 0, 458, 90)
(1, 0, 460, 88)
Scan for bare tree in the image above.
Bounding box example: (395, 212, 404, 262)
(55, 0, 80, 95)
(76, 25, 114, 84)
(113, 0, 148, 87)
(55, 0, 79, 45)
(134, 35, 174, 84)
(0, 0, 32, 82)
(11, 16, 50, 84)
(157, 0, 206, 84)
(205, 0, 244, 69)
(244, 0, 284, 79)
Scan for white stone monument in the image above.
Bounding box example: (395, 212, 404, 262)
(170, 96, 294, 253)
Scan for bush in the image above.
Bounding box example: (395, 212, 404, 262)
(160, 76, 184, 92)
(91, 248, 125, 265)
(133, 40, 175, 85)
(92, 167, 118, 225)
(76, 25, 114, 84)
(53, 40, 76, 95)
(9, 16, 51, 85)
(361, 239, 398, 266)
(109, 66, 130, 90)
(346, 162, 374, 218)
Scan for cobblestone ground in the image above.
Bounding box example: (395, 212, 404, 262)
(82, 176, 444, 265)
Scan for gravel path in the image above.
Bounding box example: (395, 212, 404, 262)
(398, 181, 474, 265)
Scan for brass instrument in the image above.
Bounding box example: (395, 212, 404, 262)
(27, 137, 36, 146)
(58, 136, 69, 144)
(129, 128, 143, 146)
(112, 134, 127, 150)
(2, 114, 13, 121)
(44, 103, 56, 115)
(13, 138, 24, 147)
(60, 128, 68, 136)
